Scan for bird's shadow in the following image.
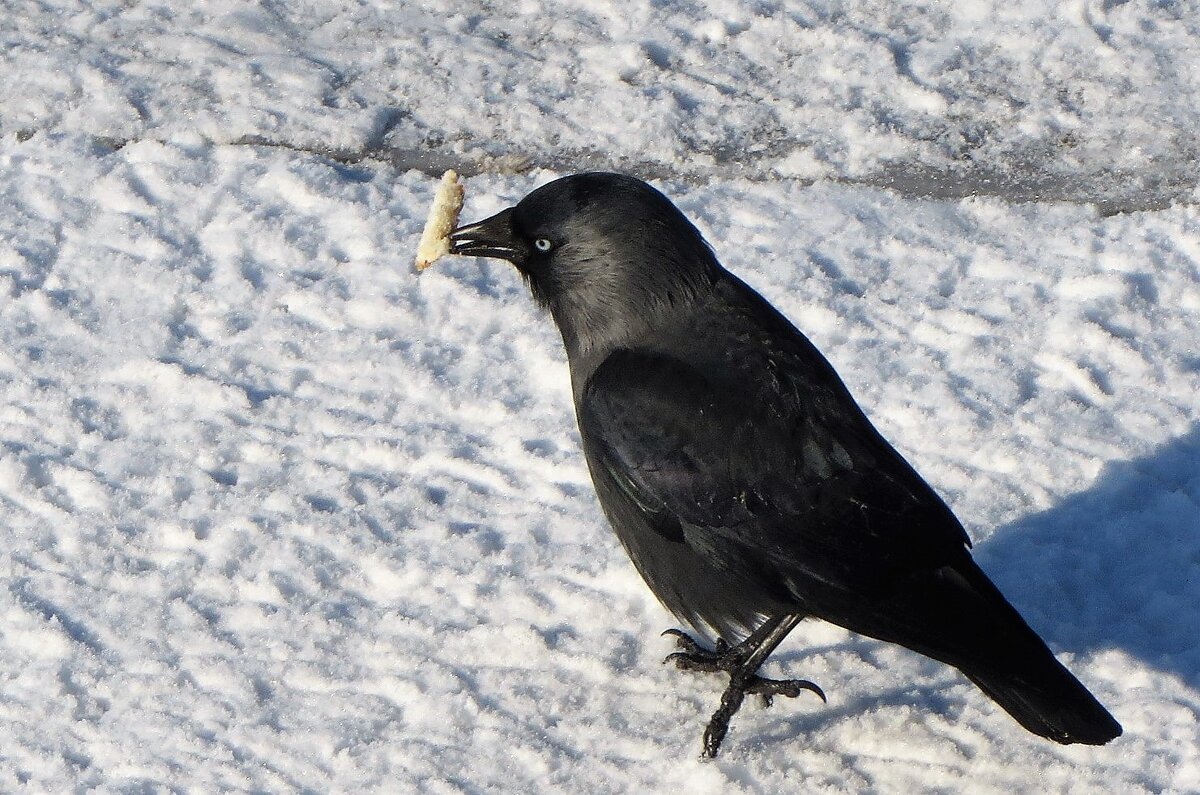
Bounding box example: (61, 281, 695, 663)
(974, 421, 1200, 689)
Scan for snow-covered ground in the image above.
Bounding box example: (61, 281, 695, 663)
(2, 1, 1198, 791)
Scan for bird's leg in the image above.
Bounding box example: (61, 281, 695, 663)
(663, 614, 825, 757)
(662, 616, 822, 703)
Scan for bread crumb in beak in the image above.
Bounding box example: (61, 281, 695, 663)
(415, 170, 465, 272)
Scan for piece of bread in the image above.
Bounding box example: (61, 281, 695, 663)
(415, 170, 465, 271)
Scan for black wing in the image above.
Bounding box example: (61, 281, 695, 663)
(579, 346, 971, 619)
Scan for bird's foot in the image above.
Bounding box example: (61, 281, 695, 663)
(662, 628, 825, 707)
(662, 628, 826, 757)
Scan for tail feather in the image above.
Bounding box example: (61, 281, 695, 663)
(936, 560, 1123, 745)
(961, 655, 1122, 745)
(833, 555, 1123, 745)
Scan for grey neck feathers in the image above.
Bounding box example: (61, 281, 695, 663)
(547, 252, 720, 379)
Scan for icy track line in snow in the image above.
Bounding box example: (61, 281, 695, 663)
(75, 133, 1200, 216)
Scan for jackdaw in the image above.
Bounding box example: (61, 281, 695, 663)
(448, 172, 1122, 756)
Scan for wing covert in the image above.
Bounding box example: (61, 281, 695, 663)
(578, 347, 970, 594)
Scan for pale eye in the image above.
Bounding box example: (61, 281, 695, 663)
(533, 237, 554, 252)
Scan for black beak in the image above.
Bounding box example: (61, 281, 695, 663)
(449, 207, 528, 263)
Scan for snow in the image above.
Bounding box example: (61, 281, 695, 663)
(1, 1, 1198, 791)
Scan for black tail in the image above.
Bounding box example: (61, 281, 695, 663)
(961, 659, 1121, 745)
(937, 560, 1122, 745)
(839, 555, 1122, 745)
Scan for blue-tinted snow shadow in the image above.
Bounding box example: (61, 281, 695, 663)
(976, 422, 1200, 689)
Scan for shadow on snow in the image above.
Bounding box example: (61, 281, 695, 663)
(977, 421, 1200, 690)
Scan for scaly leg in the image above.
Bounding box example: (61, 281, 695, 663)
(663, 614, 825, 757)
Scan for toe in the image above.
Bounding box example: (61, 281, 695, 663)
(661, 628, 705, 654)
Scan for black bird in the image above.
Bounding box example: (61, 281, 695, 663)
(448, 173, 1122, 756)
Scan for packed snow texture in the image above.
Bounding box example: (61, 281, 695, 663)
(1, 1, 1199, 792)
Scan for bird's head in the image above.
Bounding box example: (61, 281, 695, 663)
(450, 173, 721, 355)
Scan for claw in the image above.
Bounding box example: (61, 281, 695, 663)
(662, 628, 729, 670)
(747, 676, 826, 707)
(661, 628, 706, 656)
(659, 618, 825, 757)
